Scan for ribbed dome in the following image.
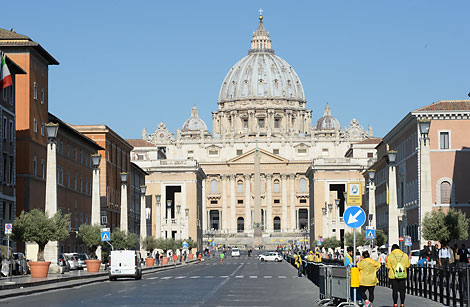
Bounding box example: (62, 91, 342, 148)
(182, 106, 208, 131)
(316, 103, 340, 130)
(218, 16, 305, 104)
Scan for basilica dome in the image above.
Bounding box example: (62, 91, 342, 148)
(182, 106, 208, 132)
(316, 103, 340, 130)
(218, 16, 305, 104)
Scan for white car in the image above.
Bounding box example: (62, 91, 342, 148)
(108, 250, 142, 281)
(259, 252, 282, 262)
(409, 250, 420, 265)
(231, 248, 240, 257)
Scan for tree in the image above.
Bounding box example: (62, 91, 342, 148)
(13, 209, 70, 262)
(374, 229, 387, 247)
(110, 228, 140, 250)
(422, 208, 469, 243)
(345, 231, 367, 247)
(77, 224, 102, 259)
(141, 236, 158, 257)
(322, 237, 342, 249)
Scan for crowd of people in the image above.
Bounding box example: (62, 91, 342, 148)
(418, 241, 468, 268)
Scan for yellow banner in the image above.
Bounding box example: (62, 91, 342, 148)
(347, 183, 362, 206)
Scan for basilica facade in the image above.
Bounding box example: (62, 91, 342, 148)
(129, 15, 378, 249)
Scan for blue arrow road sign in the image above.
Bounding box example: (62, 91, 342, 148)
(366, 229, 376, 239)
(100, 229, 111, 242)
(343, 206, 366, 229)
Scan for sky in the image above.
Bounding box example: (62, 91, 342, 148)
(2, 1, 470, 139)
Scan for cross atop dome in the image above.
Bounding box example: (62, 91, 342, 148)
(249, 10, 274, 54)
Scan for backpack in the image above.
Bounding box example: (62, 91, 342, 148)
(393, 253, 406, 279)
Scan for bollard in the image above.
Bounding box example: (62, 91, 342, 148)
(350, 267, 359, 288)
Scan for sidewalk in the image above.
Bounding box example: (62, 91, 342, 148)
(0, 259, 198, 299)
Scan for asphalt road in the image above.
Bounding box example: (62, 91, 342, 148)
(2, 253, 317, 307)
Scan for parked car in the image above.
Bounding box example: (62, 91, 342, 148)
(108, 250, 142, 281)
(12, 252, 29, 275)
(64, 253, 79, 270)
(231, 248, 240, 257)
(75, 253, 88, 269)
(58, 254, 70, 272)
(409, 250, 420, 265)
(259, 251, 282, 262)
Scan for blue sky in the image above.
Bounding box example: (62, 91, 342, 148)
(2, 1, 470, 139)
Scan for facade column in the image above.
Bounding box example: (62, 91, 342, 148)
(281, 174, 288, 232)
(289, 175, 296, 232)
(202, 180, 207, 230)
(140, 186, 147, 256)
(388, 158, 399, 250)
(266, 174, 273, 232)
(221, 176, 228, 233)
(44, 124, 59, 272)
(230, 175, 236, 233)
(244, 174, 252, 233)
(368, 179, 376, 229)
(120, 173, 128, 232)
(419, 136, 432, 246)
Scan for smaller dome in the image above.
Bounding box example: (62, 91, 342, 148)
(182, 105, 208, 132)
(316, 103, 340, 130)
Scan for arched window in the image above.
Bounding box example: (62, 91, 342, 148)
(237, 180, 243, 194)
(273, 216, 281, 232)
(210, 210, 219, 230)
(299, 178, 307, 193)
(274, 180, 280, 193)
(440, 181, 451, 204)
(237, 217, 244, 233)
(210, 179, 218, 194)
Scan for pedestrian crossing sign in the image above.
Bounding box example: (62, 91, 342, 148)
(366, 229, 375, 239)
(100, 228, 111, 242)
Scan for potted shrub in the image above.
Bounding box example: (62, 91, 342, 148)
(141, 236, 158, 266)
(187, 239, 197, 260)
(156, 238, 173, 265)
(13, 209, 70, 278)
(77, 224, 103, 272)
(110, 228, 139, 250)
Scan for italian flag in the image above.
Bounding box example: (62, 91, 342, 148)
(1, 53, 12, 89)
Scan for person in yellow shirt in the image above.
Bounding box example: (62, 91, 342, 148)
(358, 250, 381, 307)
(385, 244, 410, 307)
(295, 253, 303, 277)
(307, 251, 315, 262)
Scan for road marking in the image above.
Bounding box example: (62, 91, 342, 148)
(190, 276, 200, 279)
(118, 290, 126, 293)
(220, 275, 229, 278)
(249, 276, 257, 278)
(161, 276, 172, 280)
(235, 275, 243, 278)
(105, 294, 112, 297)
(175, 276, 186, 279)
(147, 276, 158, 280)
(264, 276, 272, 278)
(151, 282, 157, 284)
(204, 276, 215, 278)
(278, 276, 286, 278)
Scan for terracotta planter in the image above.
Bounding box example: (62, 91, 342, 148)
(162, 256, 169, 265)
(85, 259, 101, 272)
(145, 257, 155, 267)
(29, 261, 51, 278)
(188, 254, 194, 260)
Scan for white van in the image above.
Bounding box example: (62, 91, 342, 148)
(108, 250, 142, 281)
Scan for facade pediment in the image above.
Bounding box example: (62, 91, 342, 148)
(228, 148, 288, 164)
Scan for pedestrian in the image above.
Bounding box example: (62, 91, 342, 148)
(458, 244, 468, 267)
(357, 250, 380, 307)
(155, 251, 160, 266)
(296, 252, 303, 277)
(197, 252, 202, 264)
(220, 251, 225, 264)
(432, 243, 439, 267)
(386, 244, 410, 307)
(439, 242, 451, 268)
(172, 252, 178, 266)
(344, 246, 354, 268)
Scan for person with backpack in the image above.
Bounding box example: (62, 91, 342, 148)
(357, 250, 381, 307)
(386, 244, 410, 307)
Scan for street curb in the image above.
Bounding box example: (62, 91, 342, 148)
(0, 260, 199, 300)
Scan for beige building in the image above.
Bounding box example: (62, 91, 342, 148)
(130, 14, 377, 249)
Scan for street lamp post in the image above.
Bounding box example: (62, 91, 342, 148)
(387, 150, 399, 252)
(176, 204, 181, 240)
(418, 119, 432, 248)
(334, 199, 341, 241)
(166, 200, 172, 239)
(120, 173, 128, 233)
(44, 123, 60, 273)
(140, 185, 147, 256)
(368, 169, 376, 229)
(185, 208, 189, 239)
(155, 195, 161, 238)
(91, 154, 102, 259)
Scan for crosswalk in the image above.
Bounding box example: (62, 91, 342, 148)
(201, 261, 278, 265)
(144, 275, 297, 280)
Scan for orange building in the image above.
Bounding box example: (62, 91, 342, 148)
(71, 125, 133, 231)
